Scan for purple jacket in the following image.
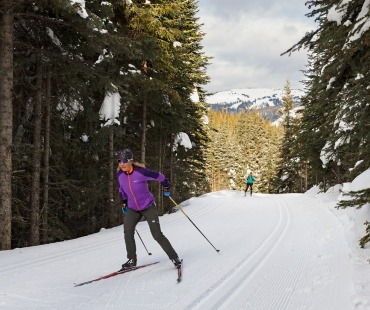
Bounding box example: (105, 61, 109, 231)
(117, 166, 170, 211)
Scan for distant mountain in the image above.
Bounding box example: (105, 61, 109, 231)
(205, 88, 305, 122)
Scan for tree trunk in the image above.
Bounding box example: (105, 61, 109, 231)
(108, 128, 115, 226)
(141, 61, 148, 164)
(304, 162, 308, 192)
(0, 0, 14, 250)
(170, 135, 174, 192)
(14, 98, 33, 146)
(29, 56, 43, 246)
(141, 95, 147, 164)
(41, 68, 51, 244)
(157, 127, 164, 215)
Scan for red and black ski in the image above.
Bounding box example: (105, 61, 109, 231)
(74, 262, 159, 287)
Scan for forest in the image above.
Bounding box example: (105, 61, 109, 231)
(0, 0, 369, 250)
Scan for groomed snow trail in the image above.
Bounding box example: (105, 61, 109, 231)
(187, 192, 353, 310)
(0, 191, 355, 310)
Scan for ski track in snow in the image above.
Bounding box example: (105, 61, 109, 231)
(187, 198, 291, 309)
(0, 200, 214, 277)
(180, 193, 353, 310)
(0, 191, 360, 310)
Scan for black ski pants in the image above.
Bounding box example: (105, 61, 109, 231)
(124, 204, 178, 260)
(245, 182, 253, 195)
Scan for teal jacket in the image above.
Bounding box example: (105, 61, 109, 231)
(246, 175, 254, 184)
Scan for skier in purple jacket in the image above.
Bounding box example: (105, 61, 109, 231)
(117, 149, 181, 270)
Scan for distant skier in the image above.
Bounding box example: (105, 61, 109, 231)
(244, 172, 255, 196)
(116, 148, 181, 270)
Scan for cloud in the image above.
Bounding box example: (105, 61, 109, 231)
(197, 0, 316, 92)
(199, 0, 310, 22)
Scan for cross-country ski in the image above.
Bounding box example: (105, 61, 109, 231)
(74, 262, 159, 287)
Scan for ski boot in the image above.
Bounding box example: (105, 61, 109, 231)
(171, 257, 182, 269)
(121, 258, 137, 270)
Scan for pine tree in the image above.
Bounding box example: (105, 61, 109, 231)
(274, 80, 303, 192)
(284, 0, 370, 245)
(11, 0, 136, 245)
(119, 0, 210, 210)
(6, 0, 211, 247)
(284, 0, 370, 185)
(205, 110, 282, 193)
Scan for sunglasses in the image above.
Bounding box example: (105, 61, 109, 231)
(118, 159, 130, 163)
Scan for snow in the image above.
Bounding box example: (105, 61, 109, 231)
(1, 172, 369, 309)
(347, 16, 370, 44)
(327, 77, 336, 90)
(320, 141, 334, 167)
(46, 27, 62, 47)
(327, 0, 351, 26)
(344, 169, 370, 192)
(99, 91, 121, 127)
(57, 98, 84, 119)
(272, 106, 304, 126)
(80, 134, 89, 142)
(345, 0, 370, 46)
(70, 0, 88, 19)
(173, 132, 193, 151)
(190, 88, 200, 103)
(356, 0, 370, 21)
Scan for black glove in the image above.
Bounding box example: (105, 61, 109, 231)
(163, 186, 170, 197)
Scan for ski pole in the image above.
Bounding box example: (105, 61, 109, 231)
(135, 229, 152, 255)
(168, 196, 220, 253)
(122, 206, 152, 255)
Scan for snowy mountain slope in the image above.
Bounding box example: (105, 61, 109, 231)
(206, 88, 305, 121)
(1, 173, 369, 310)
(206, 88, 304, 109)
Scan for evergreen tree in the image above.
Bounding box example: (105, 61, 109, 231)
(6, 0, 210, 247)
(205, 110, 282, 193)
(274, 80, 302, 192)
(284, 0, 370, 245)
(10, 0, 136, 246)
(120, 0, 210, 212)
(284, 0, 370, 185)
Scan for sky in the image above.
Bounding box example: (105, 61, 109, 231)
(197, 0, 317, 93)
(1, 170, 369, 309)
